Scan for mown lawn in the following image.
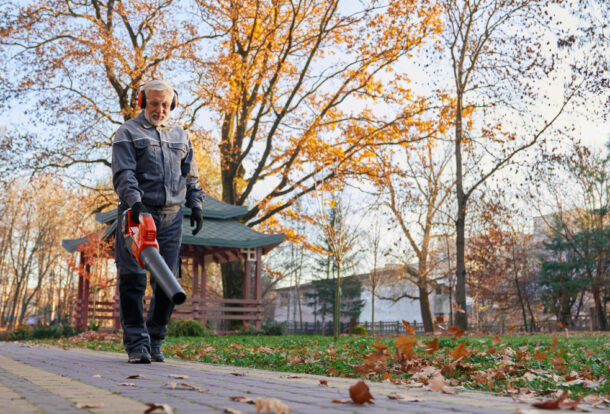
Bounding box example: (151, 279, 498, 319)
(36, 331, 609, 399)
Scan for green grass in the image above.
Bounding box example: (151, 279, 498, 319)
(32, 332, 610, 398)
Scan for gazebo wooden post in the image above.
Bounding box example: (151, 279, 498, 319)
(254, 247, 263, 329)
(112, 283, 120, 330)
(243, 252, 251, 328)
(191, 255, 200, 321)
(200, 256, 207, 326)
(82, 253, 90, 329)
(74, 268, 84, 328)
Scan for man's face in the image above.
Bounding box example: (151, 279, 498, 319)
(144, 89, 173, 126)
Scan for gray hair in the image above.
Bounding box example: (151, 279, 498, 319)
(142, 79, 174, 94)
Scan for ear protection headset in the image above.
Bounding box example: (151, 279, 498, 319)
(137, 85, 179, 111)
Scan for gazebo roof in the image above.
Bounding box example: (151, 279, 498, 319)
(62, 196, 284, 259)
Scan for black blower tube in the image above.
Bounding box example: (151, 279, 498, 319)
(140, 246, 187, 305)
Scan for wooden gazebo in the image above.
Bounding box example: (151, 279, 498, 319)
(62, 197, 284, 331)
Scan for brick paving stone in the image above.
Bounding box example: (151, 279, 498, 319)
(0, 342, 607, 414)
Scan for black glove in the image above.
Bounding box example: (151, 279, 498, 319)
(190, 207, 203, 235)
(131, 201, 148, 224)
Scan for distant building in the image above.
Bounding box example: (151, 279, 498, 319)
(272, 264, 451, 324)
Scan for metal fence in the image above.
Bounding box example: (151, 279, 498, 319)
(282, 320, 426, 335)
(280, 317, 599, 336)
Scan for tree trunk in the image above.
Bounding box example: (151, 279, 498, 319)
(418, 284, 434, 332)
(454, 85, 468, 330)
(514, 269, 529, 332)
(593, 284, 607, 330)
(333, 264, 341, 341)
(371, 286, 375, 336)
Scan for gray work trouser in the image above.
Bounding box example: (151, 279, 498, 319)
(115, 205, 183, 353)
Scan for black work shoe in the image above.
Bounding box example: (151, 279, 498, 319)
(128, 347, 151, 364)
(151, 346, 165, 362)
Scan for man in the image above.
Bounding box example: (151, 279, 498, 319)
(112, 80, 204, 363)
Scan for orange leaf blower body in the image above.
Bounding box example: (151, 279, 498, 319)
(122, 209, 186, 305)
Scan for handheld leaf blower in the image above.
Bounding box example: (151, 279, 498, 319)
(121, 209, 187, 305)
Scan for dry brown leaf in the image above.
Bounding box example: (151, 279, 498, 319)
(126, 374, 147, 379)
(331, 399, 352, 403)
(143, 403, 174, 414)
(402, 320, 417, 337)
(257, 346, 275, 354)
(395, 336, 417, 359)
(223, 409, 245, 414)
(425, 338, 439, 354)
(253, 397, 290, 414)
(319, 380, 328, 386)
(533, 351, 546, 362)
(74, 402, 104, 409)
(436, 315, 445, 323)
(372, 337, 388, 352)
(179, 382, 209, 392)
(387, 394, 421, 402)
(428, 373, 457, 394)
(349, 380, 375, 404)
(452, 302, 466, 313)
(532, 390, 568, 409)
(230, 372, 245, 376)
(552, 335, 558, 351)
(448, 326, 465, 340)
(230, 396, 255, 404)
(492, 335, 502, 346)
(450, 343, 471, 361)
(120, 382, 136, 387)
(169, 374, 189, 379)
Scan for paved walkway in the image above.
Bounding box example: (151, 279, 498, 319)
(0, 342, 605, 413)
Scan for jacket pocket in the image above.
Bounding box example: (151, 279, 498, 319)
(133, 138, 161, 173)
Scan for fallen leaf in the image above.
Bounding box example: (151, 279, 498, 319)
(223, 409, 245, 414)
(371, 337, 388, 352)
(450, 343, 471, 361)
(253, 397, 290, 414)
(169, 374, 189, 379)
(551, 335, 558, 351)
(428, 373, 457, 394)
(143, 403, 174, 414)
(331, 399, 352, 403)
(230, 396, 255, 404)
(436, 316, 445, 323)
(230, 372, 245, 376)
(92, 374, 102, 378)
(425, 338, 439, 354)
(127, 374, 147, 379)
(349, 380, 375, 404)
(120, 382, 136, 387)
(387, 394, 421, 402)
(452, 302, 465, 313)
(448, 326, 465, 340)
(402, 320, 417, 337)
(179, 383, 209, 392)
(319, 380, 328, 386)
(492, 335, 502, 346)
(532, 390, 568, 409)
(533, 351, 546, 362)
(395, 336, 417, 359)
(74, 403, 104, 409)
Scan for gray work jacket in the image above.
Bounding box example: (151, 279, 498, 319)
(112, 112, 204, 212)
